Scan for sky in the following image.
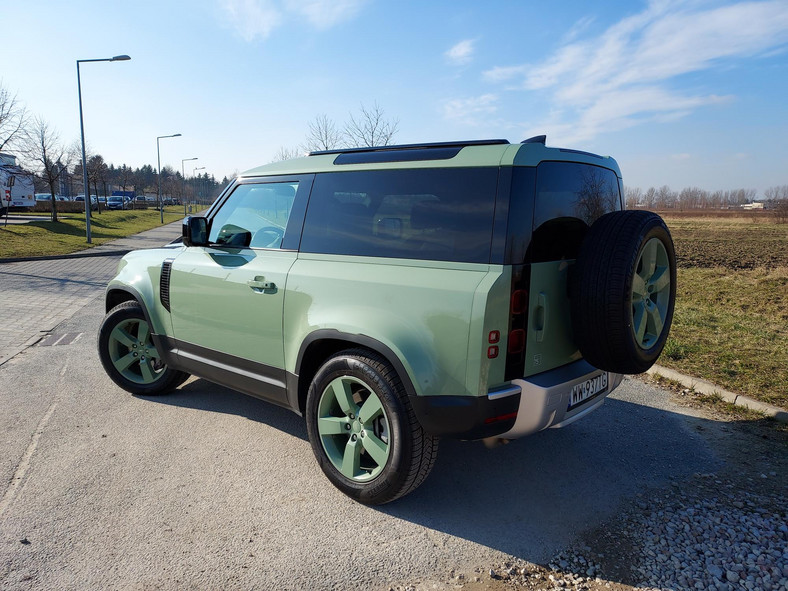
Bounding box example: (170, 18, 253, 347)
(2, 0, 787, 194)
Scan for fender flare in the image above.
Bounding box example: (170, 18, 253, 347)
(292, 329, 419, 413)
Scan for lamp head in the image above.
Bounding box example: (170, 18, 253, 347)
(110, 55, 131, 61)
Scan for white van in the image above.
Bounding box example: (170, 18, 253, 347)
(0, 153, 35, 214)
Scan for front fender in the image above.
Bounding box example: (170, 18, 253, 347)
(105, 248, 183, 337)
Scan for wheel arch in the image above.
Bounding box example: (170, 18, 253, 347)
(105, 286, 155, 331)
(292, 330, 418, 416)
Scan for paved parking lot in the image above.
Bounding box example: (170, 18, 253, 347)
(0, 223, 180, 366)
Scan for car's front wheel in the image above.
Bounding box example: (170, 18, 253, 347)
(305, 349, 438, 505)
(98, 301, 188, 395)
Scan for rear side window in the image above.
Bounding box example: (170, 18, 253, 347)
(533, 162, 621, 228)
(299, 168, 499, 263)
(523, 162, 621, 263)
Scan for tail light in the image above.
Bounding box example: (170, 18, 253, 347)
(505, 265, 530, 380)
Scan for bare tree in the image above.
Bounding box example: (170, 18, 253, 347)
(654, 185, 677, 209)
(0, 82, 28, 152)
(23, 117, 70, 222)
(272, 146, 303, 162)
(88, 154, 107, 213)
(642, 187, 657, 209)
(678, 186, 707, 210)
(343, 102, 399, 148)
(305, 114, 342, 152)
(624, 186, 642, 209)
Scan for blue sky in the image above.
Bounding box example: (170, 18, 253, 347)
(3, 0, 787, 194)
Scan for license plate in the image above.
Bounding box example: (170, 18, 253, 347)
(568, 372, 608, 410)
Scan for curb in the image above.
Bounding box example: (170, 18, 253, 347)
(0, 250, 131, 264)
(646, 364, 788, 423)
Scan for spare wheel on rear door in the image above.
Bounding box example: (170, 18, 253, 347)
(570, 210, 676, 375)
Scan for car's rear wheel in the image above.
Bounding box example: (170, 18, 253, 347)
(98, 301, 188, 395)
(305, 349, 438, 505)
(570, 210, 676, 374)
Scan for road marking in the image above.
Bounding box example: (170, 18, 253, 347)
(0, 400, 59, 518)
(37, 332, 84, 347)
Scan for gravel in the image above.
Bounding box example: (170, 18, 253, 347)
(424, 470, 787, 591)
(543, 472, 788, 591)
(625, 477, 787, 591)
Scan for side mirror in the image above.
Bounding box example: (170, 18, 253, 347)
(182, 216, 208, 247)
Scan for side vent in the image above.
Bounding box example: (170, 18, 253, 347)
(160, 259, 174, 312)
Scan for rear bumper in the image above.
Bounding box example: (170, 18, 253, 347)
(498, 359, 623, 439)
(409, 386, 521, 440)
(410, 360, 622, 440)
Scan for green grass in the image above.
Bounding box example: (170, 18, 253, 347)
(659, 214, 788, 409)
(0, 208, 185, 258)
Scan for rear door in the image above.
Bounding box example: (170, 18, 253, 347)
(525, 161, 622, 375)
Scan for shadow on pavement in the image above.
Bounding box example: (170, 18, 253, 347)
(143, 377, 308, 441)
(140, 379, 724, 565)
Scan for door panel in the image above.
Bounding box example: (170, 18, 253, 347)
(169, 247, 296, 370)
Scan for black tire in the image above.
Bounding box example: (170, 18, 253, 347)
(97, 301, 188, 395)
(570, 210, 676, 374)
(305, 349, 438, 505)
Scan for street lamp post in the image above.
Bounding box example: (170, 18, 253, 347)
(182, 157, 198, 216)
(157, 133, 181, 223)
(77, 54, 130, 243)
(193, 166, 205, 209)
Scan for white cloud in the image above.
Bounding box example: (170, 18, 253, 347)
(443, 94, 498, 123)
(284, 0, 367, 29)
(483, 0, 788, 144)
(221, 0, 366, 40)
(221, 0, 283, 41)
(561, 15, 596, 43)
(445, 39, 475, 65)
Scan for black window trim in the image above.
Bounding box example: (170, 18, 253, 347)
(298, 167, 501, 264)
(206, 174, 314, 252)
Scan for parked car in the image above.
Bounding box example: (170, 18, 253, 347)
(73, 195, 98, 210)
(106, 196, 126, 210)
(98, 137, 676, 505)
(34, 193, 69, 202)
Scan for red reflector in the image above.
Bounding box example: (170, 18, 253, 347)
(487, 345, 499, 358)
(511, 289, 527, 315)
(488, 330, 500, 344)
(484, 411, 518, 425)
(508, 329, 525, 354)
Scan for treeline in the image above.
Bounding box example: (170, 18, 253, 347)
(624, 185, 788, 210)
(47, 156, 226, 205)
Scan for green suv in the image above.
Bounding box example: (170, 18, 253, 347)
(98, 137, 676, 504)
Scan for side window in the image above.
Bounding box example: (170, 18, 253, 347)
(208, 182, 298, 249)
(528, 162, 621, 263)
(299, 168, 498, 263)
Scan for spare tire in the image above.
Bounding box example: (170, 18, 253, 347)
(570, 210, 676, 374)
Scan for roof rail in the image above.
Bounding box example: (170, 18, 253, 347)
(309, 139, 510, 156)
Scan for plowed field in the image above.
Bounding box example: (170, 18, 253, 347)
(659, 214, 788, 409)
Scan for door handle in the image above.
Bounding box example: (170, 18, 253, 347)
(247, 276, 276, 291)
(534, 292, 547, 343)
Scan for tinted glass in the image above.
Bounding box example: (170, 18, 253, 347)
(300, 168, 499, 263)
(520, 163, 621, 263)
(208, 182, 298, 249)
(533, 162, 620, 228)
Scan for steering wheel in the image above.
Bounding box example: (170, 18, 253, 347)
(251, 226, 285, 248)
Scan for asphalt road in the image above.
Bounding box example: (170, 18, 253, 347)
(0, 294, 726, 590)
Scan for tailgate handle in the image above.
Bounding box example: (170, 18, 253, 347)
(534, 292, 547, 343)
(247, 276, 276, 291)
